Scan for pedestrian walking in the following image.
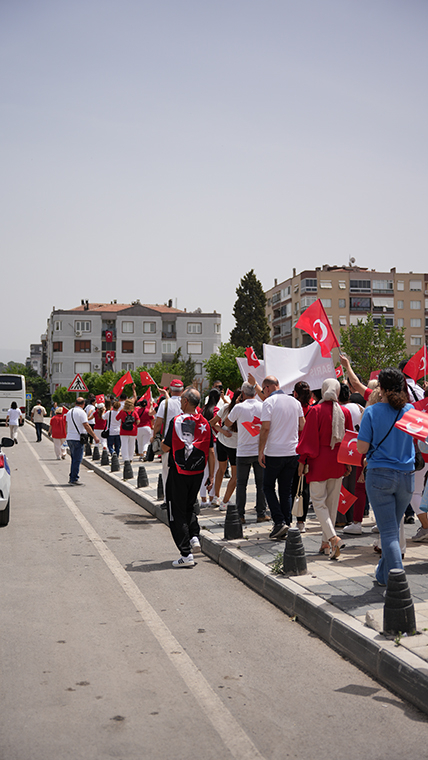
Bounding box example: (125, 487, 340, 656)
(49, 407, 67, 459)
(66, 397, 100, 485)
(116, 398, 139, 462)
(103, 400, 121, 456)
(31, 400, 46, 442)
(5, 402, 23, 444)
(152, 379, 184, 497)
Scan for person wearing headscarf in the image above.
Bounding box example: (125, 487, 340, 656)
(297, 378, 353, 559)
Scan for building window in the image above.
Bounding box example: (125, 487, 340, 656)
(54, 320, 62, 331)
(122, 362, 134, 370)
(281, 303, 292, 317)
(327, 316, 334, 325)
(187, 322, 202, 334)
(75, 321, 91, 332)
(372, 280, 393, 292)
(338, 299, 346, 308)
(281, 319, 292, 335)
(187, 341, 202, 354)
(410, 280, 422, 291)
(53, 341, 63, 352)
(143, 322, 156, 333)
(411, 336, 422, 346)
(397, 318, 404, 328)
(350, 280, 371, 293)
(162, 341, 177, 354)
(271, 292, 281, 304)
(214, 323, 221, 333)
(410, 301, 422, 310)
(397, 300, 404, 309)
(194, 363, 203, 374)
(268, 314, 271, 322)
(320, 298, 332, 308)
(294, 302, 299, 315)
(143, 341, 156, 354)
(75, 340, 91, 352)
(300, 296, 317, 310)
(411, 319, 422, 328)
(338, 281, 346, 289)
(75, 362, 91, 373)
(350, 297, 371, 310)
(397, 281, 404, 291)
(122, 321, 134, 333)
(122, 340, 134, 353)
(349, 314, 368, 325)
(301, 278, 317, 293)
(373, 317, 394, 328)
(280, 286, 291, 299)
(52, 362, 63, 373)
(319, 280, 332, 289)
(339, 316, 347, 326)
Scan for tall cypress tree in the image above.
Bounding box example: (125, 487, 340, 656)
(230, 270, 270, 357)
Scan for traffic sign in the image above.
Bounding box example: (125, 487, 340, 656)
(26, 393, 32, 400)
(67, 374, 89, 392)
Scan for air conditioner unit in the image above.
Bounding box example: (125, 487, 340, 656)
(93, 364, 100, 370)
(75, 330, 82, 337)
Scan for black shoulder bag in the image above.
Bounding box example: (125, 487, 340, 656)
(101, 411, 111, 439)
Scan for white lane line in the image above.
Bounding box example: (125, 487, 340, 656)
(21, 430, 265, 760)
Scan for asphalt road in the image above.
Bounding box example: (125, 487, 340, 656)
(1, 426, 428, 760)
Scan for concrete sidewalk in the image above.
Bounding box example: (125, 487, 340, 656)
(33, 422, 428, 715)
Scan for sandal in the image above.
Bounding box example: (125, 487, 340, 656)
(319, 543, 330, 555)
(329, 540, 341, 560)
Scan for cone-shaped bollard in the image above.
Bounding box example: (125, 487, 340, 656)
(92, 445, 100, 461)
(157, 474, 164, 501)
(110, 452, 120, 472)
(123, 460, 134, 480)
(100, 449, 109, 466)
(224, 503, 243, 540)
(282, 527, 307, 575)
(85, 441, 92, 457)
(383, 568, 416, 636)
(137, 465, 149, 488)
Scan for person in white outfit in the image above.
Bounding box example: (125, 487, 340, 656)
(6, 402, 23, 444)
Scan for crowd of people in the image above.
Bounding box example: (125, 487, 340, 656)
(16, 357, 427, 572)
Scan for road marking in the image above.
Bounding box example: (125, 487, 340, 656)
(22, 430, 265, 760)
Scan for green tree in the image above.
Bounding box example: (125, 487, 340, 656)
(203, 343, 245, 390)
(230, 269, 270, 356)
(340, 314, 407, 383)
(4, 362, 51, 409)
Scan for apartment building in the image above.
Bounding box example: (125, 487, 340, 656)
(265, 265, 428, 355)
(46, 300, 221, 393)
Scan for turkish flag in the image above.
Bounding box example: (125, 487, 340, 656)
(337, 430, 363, 466)
(337, 486, 357, 515)
(404, 346, 428, 382)
(413, 398, 428, 413)
(395, 408, 428, 442)
(245, 347, 260, 368)
(335, 365, 343, 379)
(140, 371, 156, 386)
(105, 350, 115, 363)
(295, 299, 339, 358)
(105, 330, 113, 343)
(225, 388, 233, 400)
(138, 388, 152, 404)
(242, 416, 262, 437)
(95, 394, 105, 405)
(113, 370, 133, 397)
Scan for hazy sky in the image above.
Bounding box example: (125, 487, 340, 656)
(2, 0, 427, 363)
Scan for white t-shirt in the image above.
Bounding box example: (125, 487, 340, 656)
(260, 392, 303, 457)
(406, 378, 424, 401)
(32, 405, 46, 421)
(66, 407, 89, 440)
(345, 402, 363, 430)
(216, 404, 238, 449)
(227, 398, 263, 457)
(156, 396, 182, 435)
(7, 408, 22, 426)
(103, 409, 121, 436)
(85, 403, 96, 424)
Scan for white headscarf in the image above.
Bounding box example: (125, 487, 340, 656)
(320, 378, 346, 449)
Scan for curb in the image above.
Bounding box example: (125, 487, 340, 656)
(31, 422, 428, 716)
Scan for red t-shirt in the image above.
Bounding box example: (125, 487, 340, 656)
(136, 407, 152, 428)
(50, 415, 67, 439)
(116, 409, 139, 436)
(93, 409, 107, 430)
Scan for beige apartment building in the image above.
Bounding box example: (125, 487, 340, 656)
(265, 265, 428, 356)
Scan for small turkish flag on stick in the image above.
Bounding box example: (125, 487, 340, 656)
(337, 430, 362, 466)
(337, 486, 357, 515)
(245, 347, 260, 368)
(113, 371, 133, 397)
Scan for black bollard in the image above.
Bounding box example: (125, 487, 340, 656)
(383, 568, 416, 636)
(224, 503, 243, 540)
(123, 460, 134, 480)
(157, 474, 164, 501)
(110, 453, 120, 472)
(282, 527, 307, 575)
(100, 449, 109, 466)
(137, 465, 149, 488)
(92, 445, 100, 461)
(85, 441, 92, 457)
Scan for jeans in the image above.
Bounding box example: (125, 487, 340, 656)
(35, 422, 43, 441)
(67, 439, 84, 483)
(263, 455, 299, 526)
(107, 435, 121, 456)
(236, 456, 266, 518)
(365, 467, 414, 585)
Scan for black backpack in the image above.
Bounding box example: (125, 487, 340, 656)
(122, 412, 135, 431)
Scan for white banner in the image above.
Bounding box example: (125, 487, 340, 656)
(263, 342, 335, 394)
(236, 358, 265, 386)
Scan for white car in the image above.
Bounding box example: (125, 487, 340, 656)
(0, 437, 14, 526)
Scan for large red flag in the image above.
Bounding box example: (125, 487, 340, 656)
(295, 299, 339, 358)
(337, 486, 357, 515)
(395, 408, 428, 441)
(403, 346, 428, 382)
(337, 430, 363, 466)
(138, 388, 152, 404)
(140, 370, 156, 386)
(245, 347, 260, 368)
(113, 370, 133, 397)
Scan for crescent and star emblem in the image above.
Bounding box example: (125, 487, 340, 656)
(313, 319, 328, 343)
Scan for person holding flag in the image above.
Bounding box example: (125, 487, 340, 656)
(135, 391, 155, 460)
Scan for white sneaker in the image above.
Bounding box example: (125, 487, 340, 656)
(219, 502, 228, 511)
(412, 526, 428, 542)
(343, 522, 362, 535)
(371, 524, 379, 534)
(210, 496, 220, 506)
(190, 537, 201, 553)
(297, 522, 306, 533)
(172, 554, 195, 568)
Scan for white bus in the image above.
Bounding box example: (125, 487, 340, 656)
(0, 375, 26, 426)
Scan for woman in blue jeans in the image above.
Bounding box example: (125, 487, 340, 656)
(357, 368, 415, 586)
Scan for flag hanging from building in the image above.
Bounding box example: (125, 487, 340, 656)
(403, 346, 428, 382)
(113, 371, 133, 397)
(295, 299, 339, 358)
